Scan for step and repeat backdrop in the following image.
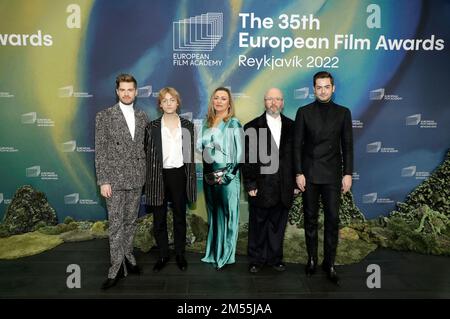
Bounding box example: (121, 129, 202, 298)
(0, 0, 449, 222)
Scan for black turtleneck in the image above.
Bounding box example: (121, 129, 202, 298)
(316, 99, 332, 122)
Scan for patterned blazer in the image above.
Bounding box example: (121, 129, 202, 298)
(144, 116, 197, 206)
(95, 103, 149, 190)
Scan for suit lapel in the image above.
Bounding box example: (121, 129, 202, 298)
(111, 104, 133, 142)
(180, 118, 191, 163)
(279, 114, 289, 154)
(260, 112, 279, 155)
(152, 117, 163, 164)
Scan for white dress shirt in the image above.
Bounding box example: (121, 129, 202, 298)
(161, 116, 184, 169)
(119, 102, 135, 140)
(266, 113, 282, 149)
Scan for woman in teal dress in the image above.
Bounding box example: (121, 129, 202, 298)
(200, 87, 244, 270)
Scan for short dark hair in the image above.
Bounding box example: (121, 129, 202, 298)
(115, 74, 137, 89)
(313, 71, 334, 87)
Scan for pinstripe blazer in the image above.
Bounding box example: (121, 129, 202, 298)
(95, 103, 149, 190)
(144, 116, 197, 206)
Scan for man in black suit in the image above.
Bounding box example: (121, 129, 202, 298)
(243, 88, 297, 273)
(294, 71, 353, 284)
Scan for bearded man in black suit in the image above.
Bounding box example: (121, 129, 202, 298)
(243, 88, 297, 274)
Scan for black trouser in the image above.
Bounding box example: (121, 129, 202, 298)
(248, 201, 289, 266)
(152, 166, 187, 258)
(302, 182, 340, 266)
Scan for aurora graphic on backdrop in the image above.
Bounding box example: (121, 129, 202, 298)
(0, 0, 449, 221)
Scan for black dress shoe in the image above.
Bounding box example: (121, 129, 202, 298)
(125, 258, 141, 275)
(153, 257, 170, 273)
(272, 262, 286, 272)
(101, 264, 124, 289)
(101, 277, 119, 290)
(305, 257, 318, 276)
(322, 263, 340, 284)
(176, 255, 188, 271)
(248, 263, 261, 273)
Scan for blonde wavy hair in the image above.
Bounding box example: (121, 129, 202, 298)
(158, 87, 181, 113)
(206, 87, 235, 128)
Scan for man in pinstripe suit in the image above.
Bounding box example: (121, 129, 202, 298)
(95, 74, 149, 289)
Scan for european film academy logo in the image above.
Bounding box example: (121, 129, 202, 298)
(366, 141, 382, 153)
(21, 112, 55, 127)
(26, 166, 41, 177)
(61, 140, 94, 153)
(64, 193, 97, 205)
(173, 13, 224, 67)
(363, 192, 394, 204)
(26, 165, 59, 180)
(0, 91, 14, 98)
(369, 88, 402, 101)
(64, 193, 79, 204)
(294, 87, 314, 100)
(21, 112, 37, 124)
(363, 192, 378, 204)
(58, 85, 93, 98)
(366, 141, 398, 153)
(401, 166, 430, 180)
(405, 114, 437, 129)
(137, 85, 155, 98)
(173, 13, 223, 51)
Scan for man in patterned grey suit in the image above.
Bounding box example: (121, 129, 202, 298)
(95, 74, 149, 290)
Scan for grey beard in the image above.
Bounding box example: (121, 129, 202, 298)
(266, 109, 281, 116)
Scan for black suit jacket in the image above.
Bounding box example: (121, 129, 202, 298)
(294, 101, 353, 184)
(242, 112, 296, 208)
(144, 116, 197, 206)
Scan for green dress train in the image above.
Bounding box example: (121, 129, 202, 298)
(200, 117, 243, 269)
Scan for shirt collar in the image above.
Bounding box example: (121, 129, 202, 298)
(266, 112, 281, 124)
(119, 101, 134, 111)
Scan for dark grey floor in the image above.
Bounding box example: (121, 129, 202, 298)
(0, 239, 449, 299)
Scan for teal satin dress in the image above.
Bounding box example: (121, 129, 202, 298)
(200, 117, 243, 269)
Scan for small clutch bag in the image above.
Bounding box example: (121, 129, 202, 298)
(204, 168, 227, 185)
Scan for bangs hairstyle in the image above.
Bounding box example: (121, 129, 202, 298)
(206, 87, 235, 128)
(158, 87, 181, 112)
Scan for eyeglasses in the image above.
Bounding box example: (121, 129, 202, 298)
(161, 98, 176, 105)
(264, 97, 283, 102)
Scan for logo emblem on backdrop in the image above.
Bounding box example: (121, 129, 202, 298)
(58, 86, 74, 98)
(58, 85, 93, 98)
(405, 114, 437, 128)
(366, 141, 382, 153)
(64, 193, 80, 205)
(369, 88, 385, 100)
(294, 87, 310, 99)
(369, 88, 402, 101)
(401, 166, 417, 177)
(62, 141, 77, 152)
(406, 114, 421, 126)
(26, 166, 41, 177)
(61, 140, 94, 153)
(173, 13, 223, 51)
(21, 112, 37, 124)
(363, 193, 378, 204)
(137, 86, 153, 98)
